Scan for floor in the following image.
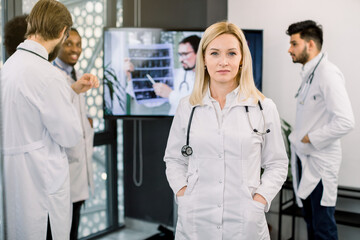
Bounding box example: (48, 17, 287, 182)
(96, 218, 173, 240)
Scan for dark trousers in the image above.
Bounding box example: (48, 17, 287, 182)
(70, 200, 85, 240)
(47, 216, 52, 240)
(297, 156, 338, 240)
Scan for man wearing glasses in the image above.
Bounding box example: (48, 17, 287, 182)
(152, 35, 200, 115)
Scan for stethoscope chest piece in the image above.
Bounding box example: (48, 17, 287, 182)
(181, 145, 193, 157)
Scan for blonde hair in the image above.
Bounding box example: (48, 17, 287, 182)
(189, 21, 265, 105)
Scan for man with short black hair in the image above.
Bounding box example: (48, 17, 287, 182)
(286, 20, 355, 240)
(53, 28, 95, 240)
(152, 35, 200, 114)
(1, 0, 99, 239)
(124, 35, 201, 115)
(3, 14, 28, 56)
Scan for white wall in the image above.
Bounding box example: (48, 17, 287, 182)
(229, 0, 360, 189)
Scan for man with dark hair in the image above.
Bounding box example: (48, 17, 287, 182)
(1, 0, 99, 239)
(286, 20, 354, 240)
(152, 35, 201, 114)
(4, 14, 28, 56)
(124, 34, 201, 115)
(53, 28, 95, 240)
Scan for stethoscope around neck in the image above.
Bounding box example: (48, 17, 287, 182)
(181, 101, 271, 157)
(295, 53, 324, 105)
(179, 71, 190, 92)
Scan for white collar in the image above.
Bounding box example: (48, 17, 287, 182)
(17, 40, 49, 61)
(300, 52, 327, 79)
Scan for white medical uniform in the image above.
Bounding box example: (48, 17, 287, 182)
(164, 88, 288, 240)
(289, 52, 355, 207)
(2, 40, 82, 239)
(53, 58, 95, 203)
(168, 69, 195, 115)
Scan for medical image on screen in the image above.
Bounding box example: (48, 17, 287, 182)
(128, 44, 174, 104)
(103, 28, 203, 117)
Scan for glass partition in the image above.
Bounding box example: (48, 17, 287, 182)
(0, 0, 5, 238)
(78, 145, 109, 238)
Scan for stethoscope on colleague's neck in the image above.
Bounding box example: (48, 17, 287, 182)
(295, 53, 324, 105)
(181, 101, 270, 157)
(179, 71, 190, 92)
(17, 47, 48, 61)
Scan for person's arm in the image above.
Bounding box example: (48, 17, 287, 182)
(164, 99, 190, 197)
(307, 70, 355, 149)
(39, 74, 83, 148)
(88, 118, 93, 128)
(153, 82, 173, 98)
(123, 58, 136, 97)
(71, 73, 99, 95)
(255, 99, 289, 212)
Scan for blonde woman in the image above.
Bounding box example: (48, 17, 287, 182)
(164, 21, 288, 239)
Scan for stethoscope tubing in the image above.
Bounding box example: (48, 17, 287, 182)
(295, 53, 325, 104)
(182, 101, 269, 156)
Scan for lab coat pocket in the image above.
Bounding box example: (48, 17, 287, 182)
(251, 199, 266, 211)
(298, 141, 315, 155)
(243, 199, 269, 239)
(185, 170, 199, 195)
(176, 195, 194, 239)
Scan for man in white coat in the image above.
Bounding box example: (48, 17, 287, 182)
(1, 0, 99, 239)
(124, 35, 201, 115)
(53, 28, 95, 240)
(287, 20, 355, 239)
(152, 35, 200, 115)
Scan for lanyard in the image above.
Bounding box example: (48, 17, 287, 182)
(17, 47, 48, 61)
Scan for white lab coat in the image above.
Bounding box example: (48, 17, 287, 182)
(289, 53, 355, 207)
(53, 59, 95, 203)
(164, 89, 288, 240)
(1, 40, 82, 240)
(168, 69, 195, 115)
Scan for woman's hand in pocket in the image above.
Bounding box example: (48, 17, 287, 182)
(253, 193, 267, 205)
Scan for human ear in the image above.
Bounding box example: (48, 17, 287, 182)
(58, 26, 67, 39)
(308, 39, 317, 51)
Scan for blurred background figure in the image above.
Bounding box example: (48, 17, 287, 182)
(124, 35, 201, 115)
(152, 35, 200, 114)
(3, 14, 28, 57)
(53, 28, 95, 240)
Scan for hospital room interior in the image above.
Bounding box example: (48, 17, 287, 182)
(0, 0, 360, 239)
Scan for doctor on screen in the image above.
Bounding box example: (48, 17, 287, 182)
(125, 35, 201, 115)
(153, 35, 201, 115)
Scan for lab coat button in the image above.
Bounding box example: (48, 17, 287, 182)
(219, 179, 222, 184)
(217, 225, 222, 229)
(218, 204, 222, 208)
(218, 154, 222, 158)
